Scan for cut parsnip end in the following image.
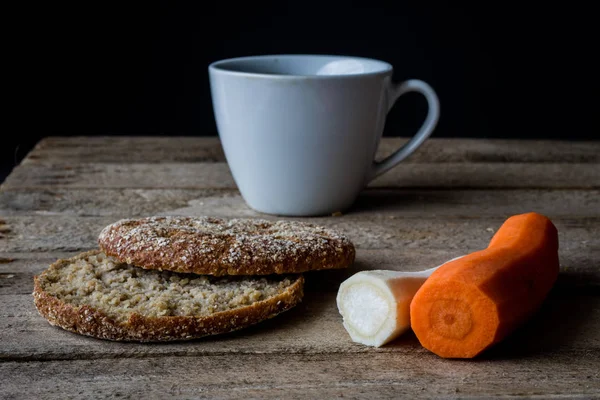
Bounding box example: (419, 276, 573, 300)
(336, 256, 464, 348)
(339, 283, 391, 337)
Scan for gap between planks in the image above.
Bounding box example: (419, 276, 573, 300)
(3, 162, 599, 190)
(2, 291, 599, 362)
(26, 136, 600, 164)
(1, 188, 600, 219)
(0, 215, 598, 254)
(2, 351, 598, 399)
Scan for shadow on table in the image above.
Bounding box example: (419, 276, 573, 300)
(476, 278, 599, 360)
(346, 189, 457, 216)
(207, 286, 336, 342)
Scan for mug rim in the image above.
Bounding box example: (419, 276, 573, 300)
(208, 54, 393, 80)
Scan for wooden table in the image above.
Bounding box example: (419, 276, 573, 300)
(1, 137, 599, 399)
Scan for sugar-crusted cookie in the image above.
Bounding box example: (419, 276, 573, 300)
(98, 216, 355, 276)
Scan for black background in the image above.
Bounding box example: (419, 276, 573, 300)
(4, 2, 598, 181)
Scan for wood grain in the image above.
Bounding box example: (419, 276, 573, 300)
(3, 162, 600, 190)
(2, 290, 599, 361)
(0, 215, 597, 256)
(1, 351, 599, 399)
(2, 136, 599, 399)
(2, 188, 599, 218)
(27, 136, 226, 164)
(26, 136, 600, 164)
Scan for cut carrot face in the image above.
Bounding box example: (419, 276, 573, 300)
(410, 212, 560, 359)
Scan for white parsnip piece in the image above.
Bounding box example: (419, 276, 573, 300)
(336, 256, 462, 347)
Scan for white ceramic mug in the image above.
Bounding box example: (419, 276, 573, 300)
(209, 54, 440, 216)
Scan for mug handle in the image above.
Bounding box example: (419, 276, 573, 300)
(368, 79, 440, 181)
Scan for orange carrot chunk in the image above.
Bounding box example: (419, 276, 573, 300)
(410, 212, 560, 358)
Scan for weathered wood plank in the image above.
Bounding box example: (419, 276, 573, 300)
(1, 350, 599, 399)
(1, 163, 237, 190)
(370, 163, 600, 190)
(2, 290, 599, 361)
(2, 188, 599, 219)
(0, 188, 231, 217)
(3, 162, 599, 190)
(27, 136, 226, 164)
(26, 136, 600, 164)
(0, 215, 597, 255)
(376, 138, 600, 164)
